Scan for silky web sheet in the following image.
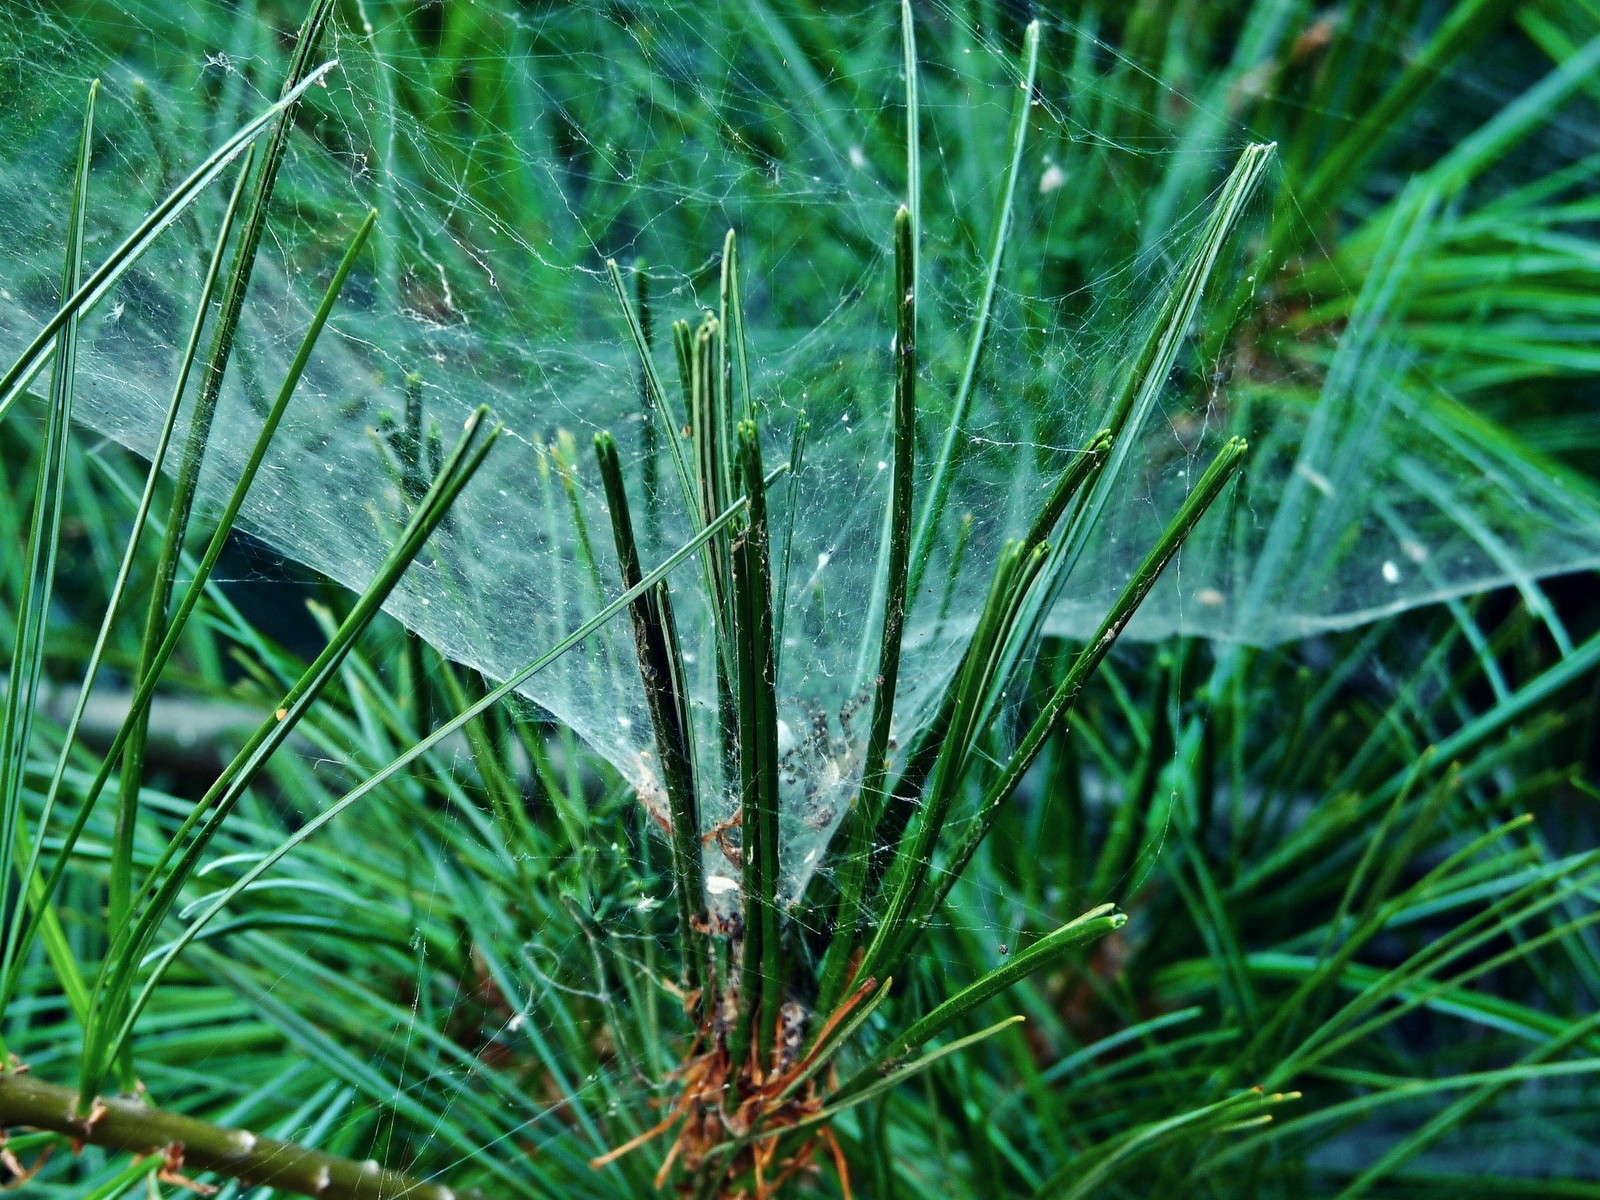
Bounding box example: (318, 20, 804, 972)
(3, 1, 1598, 895)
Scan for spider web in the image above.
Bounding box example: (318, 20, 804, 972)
(4, 0, 1599, 897)
(1, 9, 1599, 1182)
(3, 4, 1600, 1196)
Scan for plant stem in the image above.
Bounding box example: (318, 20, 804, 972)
(0, 1071, 485, 1200)
(594, 431, 705, 999)
(906, 19, 1041, 598)
(111, 0, 341, 941)
(816, 204, 917, 1018)
(731, 420, 783, 1074)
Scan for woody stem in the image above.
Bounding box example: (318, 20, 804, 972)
(0, 1070, 485, 1200)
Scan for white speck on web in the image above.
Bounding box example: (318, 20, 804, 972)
(1295, 462, 1334, 496)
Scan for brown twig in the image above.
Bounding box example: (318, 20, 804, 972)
(0, 1071, 485, 1200)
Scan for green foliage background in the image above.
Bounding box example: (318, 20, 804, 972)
(2, 2, 1599, 1197)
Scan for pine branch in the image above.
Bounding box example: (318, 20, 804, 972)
(0, 1071, 486, 1200)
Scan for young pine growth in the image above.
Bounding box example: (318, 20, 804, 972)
(588, 133, 1259, 1193)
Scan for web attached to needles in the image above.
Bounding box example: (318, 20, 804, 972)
(3, 1, 1599, 956)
